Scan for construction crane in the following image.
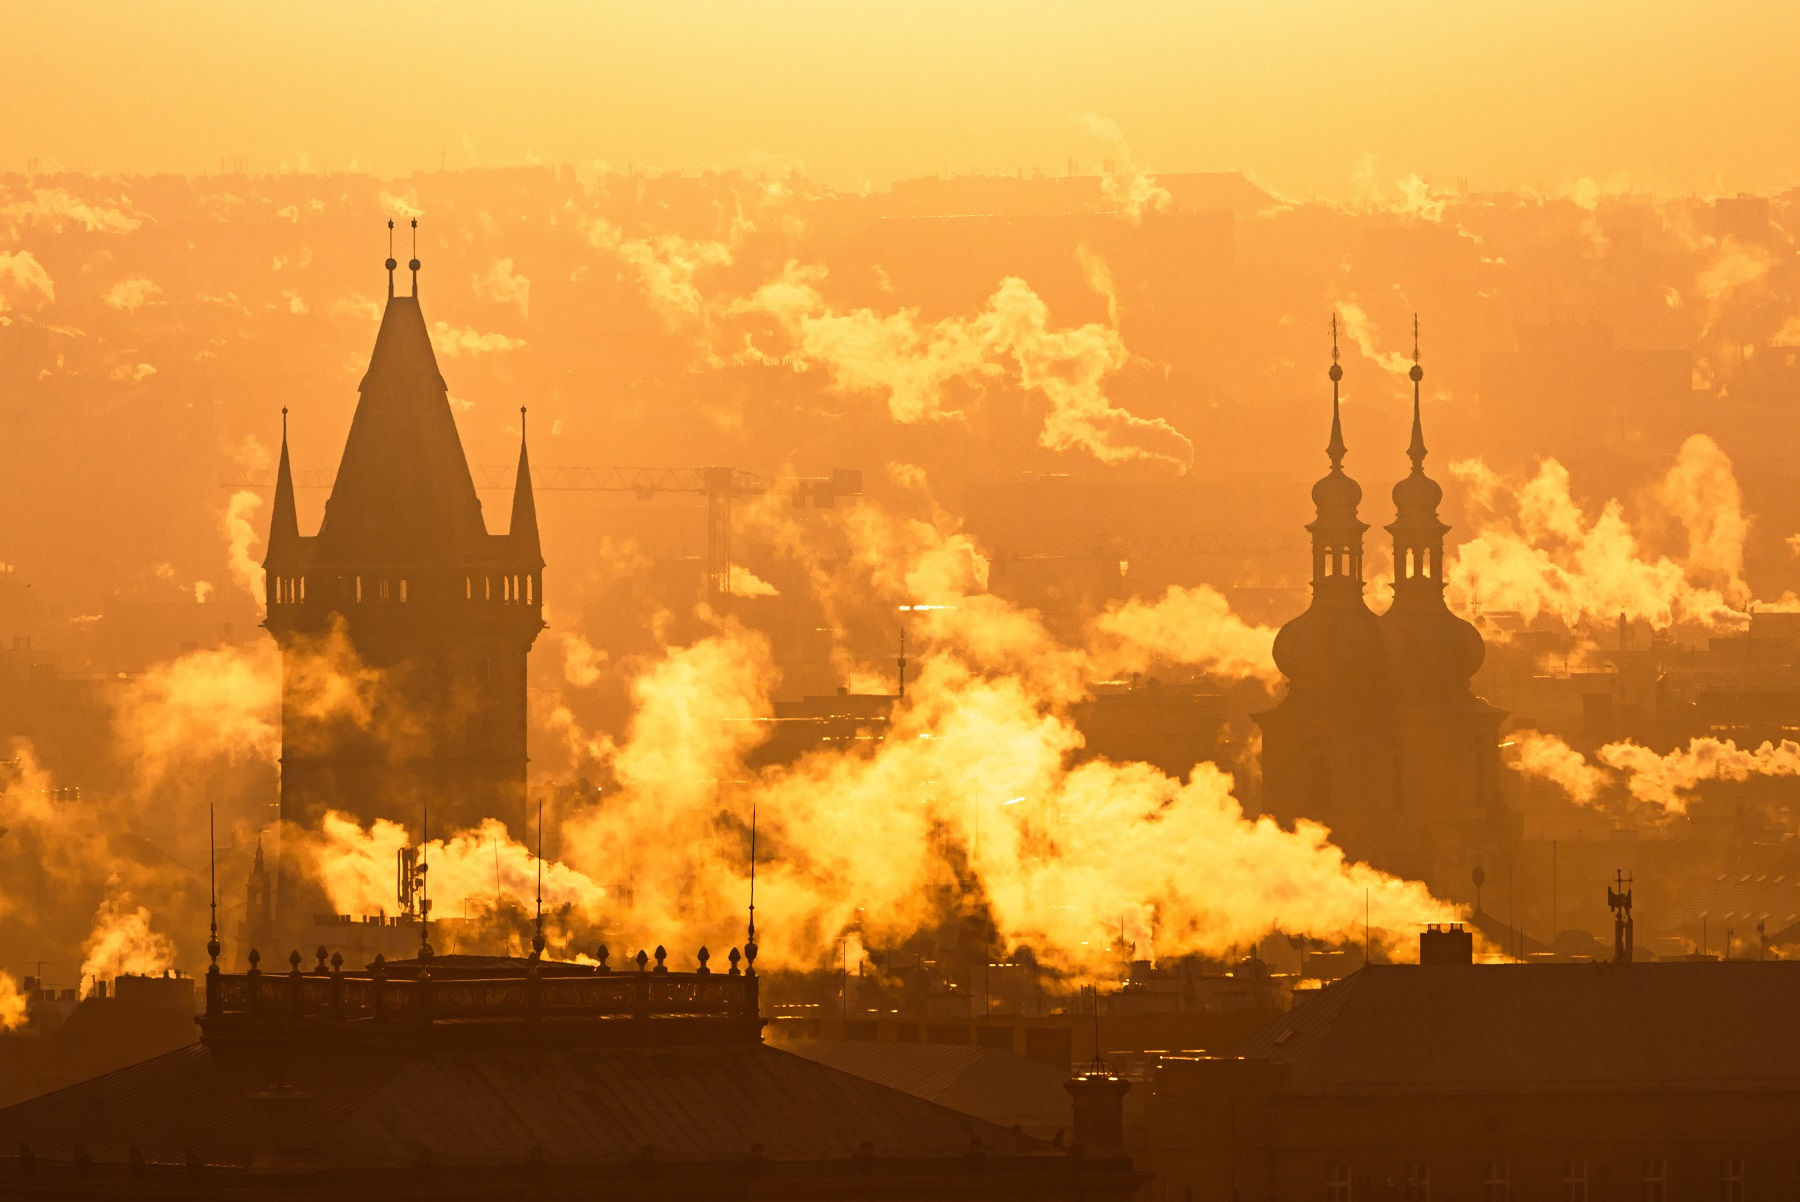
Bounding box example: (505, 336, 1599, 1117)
(224, 465, 864, 601)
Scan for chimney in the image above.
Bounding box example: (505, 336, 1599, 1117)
(1063, 1070, 1131, 1152)
(1419, 923, 1473, 966)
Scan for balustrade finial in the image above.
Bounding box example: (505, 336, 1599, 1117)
(696, 946, 711, 974)
(728, 947, 742, 976)
(653, 945, 668, 973)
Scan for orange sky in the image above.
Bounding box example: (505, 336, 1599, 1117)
(8, 1, 1799, 197)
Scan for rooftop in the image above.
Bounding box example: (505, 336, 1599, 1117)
(1229, 960, 1800, 1096)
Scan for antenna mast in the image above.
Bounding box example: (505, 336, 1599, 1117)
(747, 801, 758, 946)
(531, 798, 546, 960)
(206, 804, 220, 970)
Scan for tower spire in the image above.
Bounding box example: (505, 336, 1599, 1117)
(262, 408, 298, 590)
(385, 221, 396, 299)
(409, 219, 420, 297)
(1327, 314, 1346, 468)
(509, 406, 542, 563)
(1407, 313, 1427, 470)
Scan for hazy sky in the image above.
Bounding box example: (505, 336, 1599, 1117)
(8, 1, 1800, 197)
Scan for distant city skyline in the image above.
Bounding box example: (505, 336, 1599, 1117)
(6, 1, 1799, 200)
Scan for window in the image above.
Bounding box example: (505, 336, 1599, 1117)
(1561, 1160, 1587, 1202)
(299, 576, 305, 601)
(525, 574, 534, 604)
(1641, 1158, 1666, 1202)
(1721, 1156, 1745, 1202)
(465, 576, 472, 600)
(1404, 1161, 1429, 1202)
(1482, 1162, 1509, 1202)
(355, 576, 363, 602)
(399, 579, 408, 602)
(1325, 1163, 1352, 1202)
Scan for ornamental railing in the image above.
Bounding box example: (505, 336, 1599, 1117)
(203, 944, 759, 1029)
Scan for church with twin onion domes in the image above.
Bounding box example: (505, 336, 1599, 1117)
(1255, 319, 1508, 895)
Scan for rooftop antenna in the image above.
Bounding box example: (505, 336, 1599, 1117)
(896, 627, 907, 701)
(385, 220, 396, 298)
(418, 800, 433, 962)
(408, 219, 420, 297)
(531, 798, 546, 960)
(1608, 869, 1634, 966)
(206, 803, 220, 971)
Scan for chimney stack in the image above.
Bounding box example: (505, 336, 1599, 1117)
(1064, 1070, 1131, 1152)
(1419, 923, 1473, 966)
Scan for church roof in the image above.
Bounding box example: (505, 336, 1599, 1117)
(313, 293, 491, 567)
(1232, 961, 1800, 1095)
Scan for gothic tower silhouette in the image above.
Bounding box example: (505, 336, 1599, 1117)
(262, 226, 544, 837)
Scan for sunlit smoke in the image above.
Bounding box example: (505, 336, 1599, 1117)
(79, 894, 177, 995)
(306, 814, 608, 947)
(1080, 115, 1171, 223)
(1506, 731, 1607, 806)
(734, 264, 1195, 470)
(0, 973, 26, 1032)
(222, 489, 265, 608)
(1446, 451, 1745, 632)
(1508, 730, 1800, 819)
(1091, 584, 1279, 685)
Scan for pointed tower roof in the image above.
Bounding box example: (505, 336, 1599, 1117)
(509, 407, 542, 565)
(313, 274, 489, 567)
(262, 408, 300, 568)
(1391, 315, 1446, 521)
(1312, 315, 1363, 518)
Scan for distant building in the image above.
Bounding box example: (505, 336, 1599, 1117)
(0, 945, 1141, 1199)
(1257, 329, 1508, 891)
(261, 249, 544, 837)
(1143, 930, 1800, 1202)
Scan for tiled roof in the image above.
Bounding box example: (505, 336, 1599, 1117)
(780, 1040, 1072, 1132)
(0, 1040, 1046, 1169)
(1233, 961, 1800, 1095)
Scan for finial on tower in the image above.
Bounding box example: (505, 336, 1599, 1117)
(385, 220, 397, 297)
(409, 218, 420, 294)
(1327, 313, 1346, 469)
(1407, 314, 1427, 468)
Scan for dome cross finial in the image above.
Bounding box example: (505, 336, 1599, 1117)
(385, 220, 396, 298)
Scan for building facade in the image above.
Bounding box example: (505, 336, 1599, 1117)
(262, 253, 543, 837)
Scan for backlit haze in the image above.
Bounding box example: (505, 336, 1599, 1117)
(5, 3, 1800, 1005)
